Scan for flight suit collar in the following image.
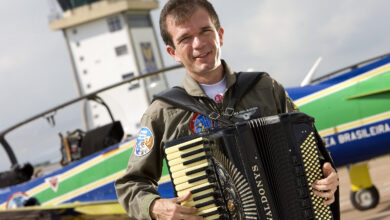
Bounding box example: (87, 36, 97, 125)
(182, 60, 237, 97)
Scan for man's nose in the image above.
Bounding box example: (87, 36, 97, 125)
(192, 36, 204, 49)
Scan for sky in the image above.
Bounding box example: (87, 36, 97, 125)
(0, 0, 389, 171)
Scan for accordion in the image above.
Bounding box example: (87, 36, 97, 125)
(164, 112, 334, 220)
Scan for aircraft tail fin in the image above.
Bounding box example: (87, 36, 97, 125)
(301, 57, 322, 87)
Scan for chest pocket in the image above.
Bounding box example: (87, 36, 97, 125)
(234, 87, 277, 117)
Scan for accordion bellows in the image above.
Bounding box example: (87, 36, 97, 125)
(164, 112, 334, 220)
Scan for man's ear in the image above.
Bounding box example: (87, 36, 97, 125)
(218, 27, 224, 47)
(166, 45, 181, 62)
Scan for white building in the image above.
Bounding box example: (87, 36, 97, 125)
(49, 0, 168, 135)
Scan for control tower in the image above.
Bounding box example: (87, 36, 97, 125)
(49, 0, 168, 135)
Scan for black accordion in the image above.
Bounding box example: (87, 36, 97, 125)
(164, 112, 334, 220)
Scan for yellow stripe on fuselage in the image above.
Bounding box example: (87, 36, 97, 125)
(319, 111, 390, 137)
(0, 140, 135, 210)
(43, 170, 126, 206)
(295, 64, 390, 107)
(28, 141, 134, 196)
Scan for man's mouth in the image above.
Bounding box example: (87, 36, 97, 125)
(194, 52, 209, 59)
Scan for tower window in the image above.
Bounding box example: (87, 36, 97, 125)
(122, 72, 139, 90)
(122, 72, 134, 80)
(115, 45, 128, 56)
(107, 16, 122, 32)
(127, 14, 152, 27)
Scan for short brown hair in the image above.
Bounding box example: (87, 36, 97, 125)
(159, 0, 221, 48)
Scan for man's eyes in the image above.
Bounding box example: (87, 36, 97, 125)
(177, 29, 213, 44)
(178, 37, 190, 44)
(202, 29, 213, 34)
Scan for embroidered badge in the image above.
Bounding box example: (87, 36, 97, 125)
(214, 94, 223, 103)
(6, 192, 28, 209)
(233, 107, 260, 120)
(190, 113, 218, 134)
(134, 127, 154, 156)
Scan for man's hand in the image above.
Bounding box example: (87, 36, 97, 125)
(312, 162, 339, 205)
(150, 191, 203, 220)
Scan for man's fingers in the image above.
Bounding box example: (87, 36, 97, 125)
(176, 191, 192, 203)
(322, 162, 335, 177)
(313, 188, 336, 206)
(324, 197, 335, 206)
(315, 163, 339, 187)
(310, 162, 339, 206)
(175, 205, 198, 215)
(151, 197, 201, 219)
(314, 189, 334, 199)
(172, 192, 198, 215)
(312, 181, 336, 191)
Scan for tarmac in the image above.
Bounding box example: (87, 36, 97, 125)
(339, 156, 390, 220)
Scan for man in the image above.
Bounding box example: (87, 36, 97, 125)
(115, 0, 339, 219)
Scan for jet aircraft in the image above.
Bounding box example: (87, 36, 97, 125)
(0, 53, 389, 218)
(287, 52, 390, 210)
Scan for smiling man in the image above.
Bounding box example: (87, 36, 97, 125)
(165, 5, 224, 85)
(115, 0, 339, 219)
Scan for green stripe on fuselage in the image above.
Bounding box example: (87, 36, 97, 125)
(34, 148, 132, 203)
(299, 69, 390, 130)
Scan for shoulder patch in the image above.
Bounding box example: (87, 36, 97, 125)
(134, 127, 154, 156)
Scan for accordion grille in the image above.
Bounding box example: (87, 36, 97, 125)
(301, 132, 332, 220)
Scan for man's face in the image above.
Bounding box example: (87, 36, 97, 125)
(165, 7, 224, 78)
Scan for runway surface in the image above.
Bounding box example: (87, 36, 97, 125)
(339, 156, 390, 220)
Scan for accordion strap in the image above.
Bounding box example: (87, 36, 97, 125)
(224, 72, 266, 116)
(154, 87, 233, 125)
(153, 72, 265, 125)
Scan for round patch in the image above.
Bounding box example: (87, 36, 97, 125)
(190, 113, 218, 134)
(214, 94, 223, 103)
(135, 127, 154, 156)
(6, 192, 28, 209)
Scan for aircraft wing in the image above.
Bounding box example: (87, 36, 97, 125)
(0, 200, 128, 220)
